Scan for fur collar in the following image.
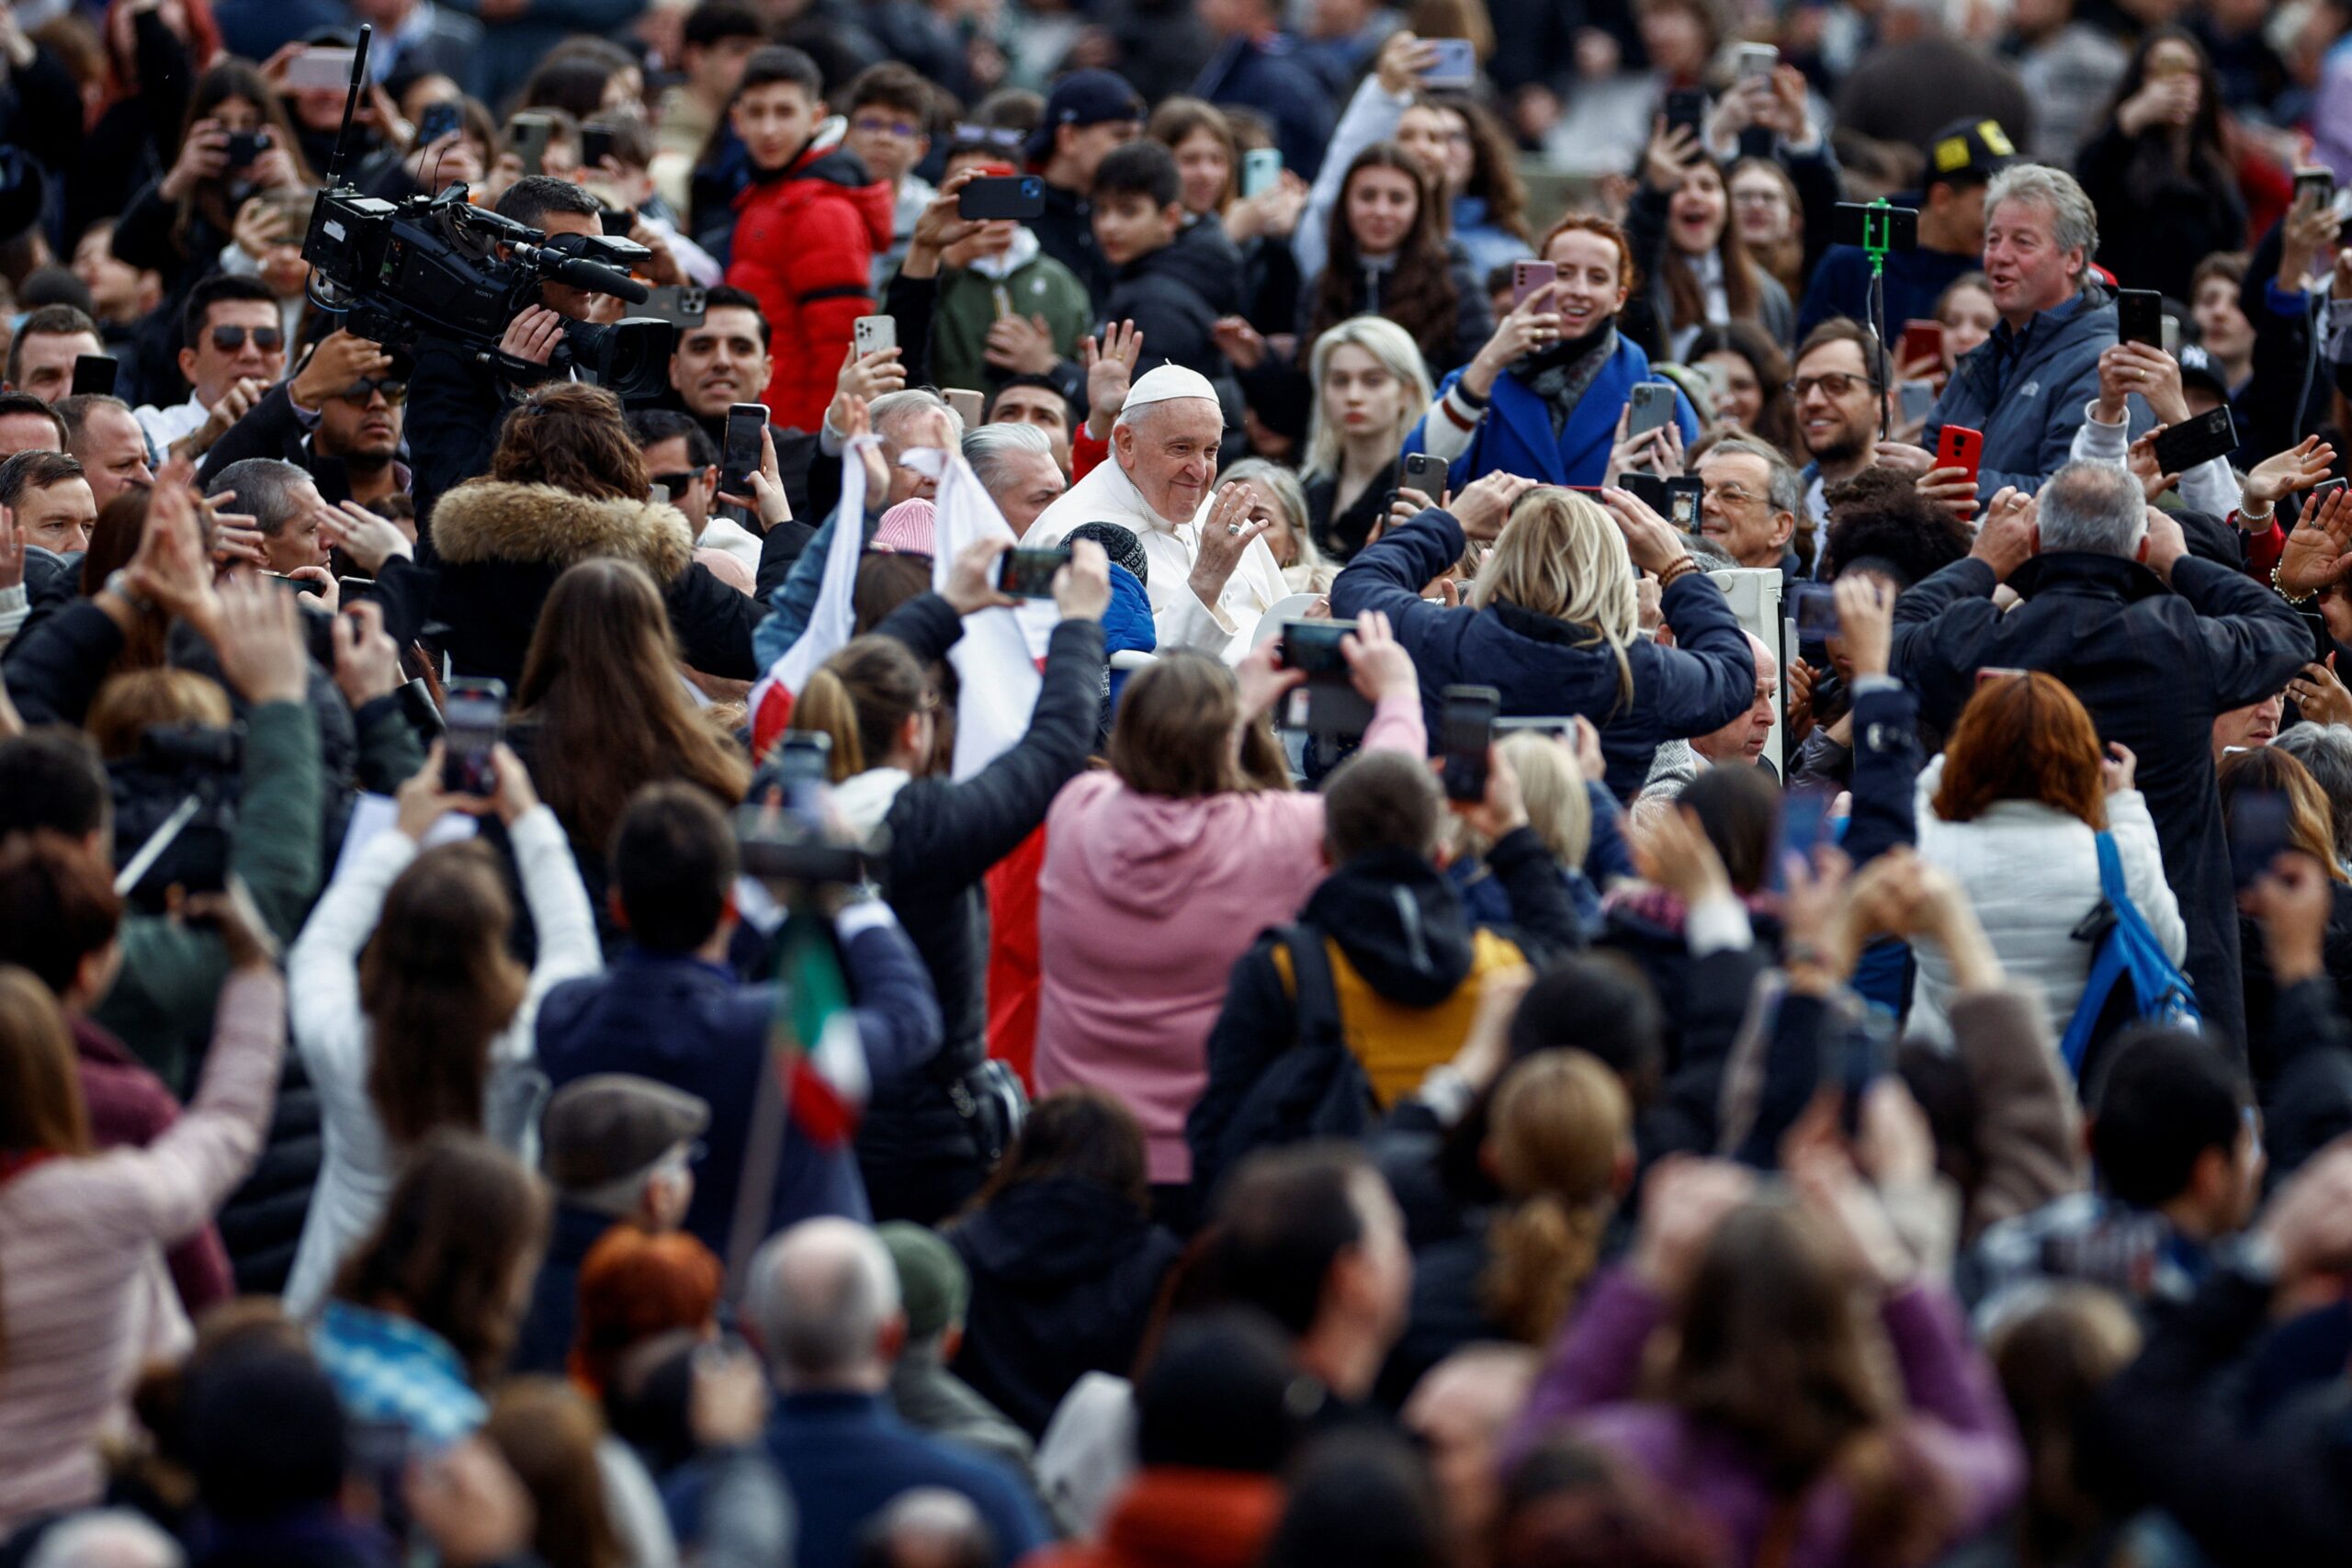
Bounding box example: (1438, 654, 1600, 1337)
(429, 480, 695, 581)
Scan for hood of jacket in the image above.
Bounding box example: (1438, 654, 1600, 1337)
(1123, 215, 1244, 316)
(430, 480, 696, 582)
(953, 1178, 1162, 1285)
(2003, 547, 2174, 604)
(1301, 849, 1476, 1007)
(1073, 788, 1261, 912)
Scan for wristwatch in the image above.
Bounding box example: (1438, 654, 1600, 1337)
(102, 570, 154, 615)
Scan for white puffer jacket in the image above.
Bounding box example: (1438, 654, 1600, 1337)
(1910, 754, 2186, 1049)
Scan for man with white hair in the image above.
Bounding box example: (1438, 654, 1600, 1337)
(1021, 363, 1286, 656)
(1919, 163, 2147, 497)
(961, 423, 1066, 536)
(747, 1219, 1049, 1568)
(1891, 459, 2310, 1052)
(24, 1511, 183, 1568)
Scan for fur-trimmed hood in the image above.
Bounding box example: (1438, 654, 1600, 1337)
(429, 480, 695, 582)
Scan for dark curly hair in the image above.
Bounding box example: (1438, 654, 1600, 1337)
(1309, 143, 1460, 374)
(1820, 468, 1971, 587)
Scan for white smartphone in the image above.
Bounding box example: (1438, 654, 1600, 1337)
(854, 315, 897, 356)
(287, 46, 356, 90)
(1419, 39, 1476, 89)
(1240, 147, 1282, 199)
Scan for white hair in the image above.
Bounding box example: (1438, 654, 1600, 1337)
(26, 1512, 184, 1568)
(962, 421, 1053, 496)
(744, 1217, 902, 1387)
(2034, 460, 2145, 557)
(870, 388, 964, 447)
(1986, 164, 2099, 283)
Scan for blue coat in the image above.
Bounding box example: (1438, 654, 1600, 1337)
(1405, 335, 1701, 493)
(1328, 508, 1757, 800)
(763, 1392, 1051, 1568)
(1921, 283, 2149, 497)
(1193, 34, 1335, 181)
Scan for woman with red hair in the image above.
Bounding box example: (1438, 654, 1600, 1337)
(570, 1224, 724, 1397)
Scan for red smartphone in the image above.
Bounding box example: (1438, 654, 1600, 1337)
(1901, 320, 1945, 367)
(1936, 424, 1984, 486)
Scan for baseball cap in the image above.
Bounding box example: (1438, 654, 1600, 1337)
(2177, 344, 2231, 400)
(878, 1221, 970, 1341)
(1924, 118, 2017, 186)
(541, 1074, 710, 1194)
(1025, 69, 1145, 163)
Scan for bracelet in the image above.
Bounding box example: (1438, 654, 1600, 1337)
(2238, 500, 2276, 525)
(2274, 559, 2318, 607)
(1655, 556, 1698, 591)
(1454, 379, 1490, 411)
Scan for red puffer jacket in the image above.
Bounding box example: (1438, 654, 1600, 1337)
(725, 126, 893, 432)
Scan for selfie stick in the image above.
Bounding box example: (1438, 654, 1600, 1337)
(1859, 197, 1897, 439)
(322, 25, 373, 190)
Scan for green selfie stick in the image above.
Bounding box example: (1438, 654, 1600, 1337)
(1864, 198, 1894, 437)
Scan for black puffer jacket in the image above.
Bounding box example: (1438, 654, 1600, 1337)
(216, 1052, 322, 1294)
(1102, 217, 1249, 434)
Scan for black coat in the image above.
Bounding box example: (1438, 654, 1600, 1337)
(1033, 179, 1112, 313)
(854, 596, 1104, 1173)
(1891, 549, 2311, 1051)
(1102, 220, 1249, 434)
(945, 1178, 1183, 1438)
(2075, 124, 2248, 308)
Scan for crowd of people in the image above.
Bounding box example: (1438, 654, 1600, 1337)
(5, 0, 2352, 1565)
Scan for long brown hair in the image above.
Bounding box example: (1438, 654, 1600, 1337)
(1480, 1051, 1627, 1345)
(491, 382, 650, 501)
(1669, 1199, 1953, 1566)
(174, 60, 315, 242)
(0, 964, 91, 1370)
(333, 1130, 550, 1386)
(2220, 745, 2352, 883)
(1311, 143, 1461, 373)
(1659, 160, 1769, 335)
(1107, 651, 1268, 799)
(358, 842, 529, 1148)
(80, 489, 167, 674)
(790, 634, 932, 782)
(514, 558, 751, 850)
(1932, 672, 2107, 831)
(486, 1379, 628, 1568)
(968, 1088, 1152, 1213)
(1418, 92, 1532, 243)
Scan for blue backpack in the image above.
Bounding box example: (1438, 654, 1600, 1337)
(2057, 830, 2199, 1077)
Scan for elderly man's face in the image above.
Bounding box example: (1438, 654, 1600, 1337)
(262, 478, 333, 574)
(1695, 637, 1779, 765)
(1697, 450, 1794, 570)
(72, 403, 153, 509)
(879, 404, 958, 506)
(1113, 398, 1223, 525)
(986, 446, 1067, 535)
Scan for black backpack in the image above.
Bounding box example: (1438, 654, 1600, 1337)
(1201, 926, 1376, 1193)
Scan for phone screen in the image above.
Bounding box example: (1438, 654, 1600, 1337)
(1281, 620, 1351, 676)
(71, 354, 118, 399)
(721, 404, 766, 495)
(1617, 471, 1669, 514)
(997, 547, 1069, 598)
(2117, 289, 2164, 349)
(2230, 789, 2291, 890)
(1792, 582, 1839, 641)
(1441, 685, 1498, 802)
(441, 679, 507, 795)
(418, 101, 463, 146)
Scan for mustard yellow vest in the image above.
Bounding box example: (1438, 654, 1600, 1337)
(1271, 929, 1526, 1106)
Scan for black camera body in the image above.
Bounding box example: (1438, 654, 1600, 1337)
(301, 184, 676, 398)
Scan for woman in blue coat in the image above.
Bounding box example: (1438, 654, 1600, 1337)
(1403, 213, 1700, 492)
(1329, 479, 1756, 801)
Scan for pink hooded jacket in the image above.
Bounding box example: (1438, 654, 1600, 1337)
(1031, 692, 1426, 1183)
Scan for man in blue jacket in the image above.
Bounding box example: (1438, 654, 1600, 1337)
(1920, 163, 2149, 497)
(1797, 118, 2012, 340)
(536, 783, 944, 1258)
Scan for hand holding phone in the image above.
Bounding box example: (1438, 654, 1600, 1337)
(719, 403, 769, 500)
(439, 679, 508, 797)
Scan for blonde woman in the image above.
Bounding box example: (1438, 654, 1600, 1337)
(1217, 457, 1333, 594)
(1329, 480, 1758, 800)
(1452, 730, 1603, 931)
(1300, 316, 1436, 562)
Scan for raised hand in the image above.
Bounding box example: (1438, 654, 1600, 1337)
(1187, 482, 1268, 604)
(2278, 483, 2352, 600)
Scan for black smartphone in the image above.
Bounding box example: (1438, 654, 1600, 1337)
(997, 546, 1069, 598)
(223, 129, 268, 170)
(958, 175, 1046, 220)
(1617, 471, 1669, 514)
(506, 112, 554, 177)
(581, 123, 616, 168)
(1792, 581, 1840, 640)
(2150, 405, 2238, 474)
(775, 731, 831, 803)
(2117, 288, 2164, 349)
(337, 575, 377, 598)
(70, 354, 117, 398)
(720, 402, 767, 497)
(1402, 451, 1448, 496)
(2300, 607, 2335, 663)
(598, 206, 633, 237)
(1663, 88, 1709, 147)
(2296, 165, 2336, 213)
(1441, 684, 1500, 803)
(2229, 788, 2291, 890)
(1280, 619, 1351, 677)
(1626, 382, 1676, 440)
(417, 101, 463, 146)
(1667, 475, 1702, 531)
(440, 677, 507, 796)
(1831, 200, 1918, 253)
(261, 570, 327, 597)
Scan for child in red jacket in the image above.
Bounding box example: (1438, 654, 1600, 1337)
(723, 47, 894, 432)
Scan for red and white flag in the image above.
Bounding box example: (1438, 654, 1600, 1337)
(748, 434, 879, 759)
(902, 446, 1048, 781)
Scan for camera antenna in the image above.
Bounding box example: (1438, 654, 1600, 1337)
(322, 24, 373, 191)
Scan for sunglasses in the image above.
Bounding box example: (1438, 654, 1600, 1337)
(210, 325, 284, 353)
(333, 378, 408, 406)
(650, 469, 705, 494)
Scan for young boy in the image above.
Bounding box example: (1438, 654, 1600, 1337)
(842, 62, 938, 289)
(1089, 140, 1243, 434)
(723, 46, 893, 432)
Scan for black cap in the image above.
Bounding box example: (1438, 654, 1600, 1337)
(1025, 70, 1145, 163)
(2176, 344, 2231, 398)
(1924, 118, 2017, 186)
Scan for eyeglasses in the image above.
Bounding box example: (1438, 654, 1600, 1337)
(1785, 372, 1876, 400)
(649, 469, 703, 494)
(332, 378, 407, 406)
(1732, 189, 1789, 207)
(952, 123, 1024, 149)
(210, 325, 284, 354)
(1706, 481, 1766, 507)
(852, 114, 922, 140)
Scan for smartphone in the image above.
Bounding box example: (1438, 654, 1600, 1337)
(1736, 42, 1779, 83)
(1626, 382, 1677, 440)
(2117, 288, 2164, 349)
(1792, 581, 1839, 640)
(642, 284, 707, 326)
(998, 546, 1069, 598)
(2230, 788, 2291, 891)
(1617, 471, 1669, 514)
(506, 112, 555, 177)
(598, 206, 633, 237)
(2296, 165, 2336, 213)
(286, 45, 356, 91)
(719, 403, 767, 497)
(854, 314, 897, 357)
(440, 678, 507, 795)
(581, 123, 616, 169)
(1836, 1023, 1891, 1138)
(1240, 147, 1282, 199)
(417, 101, 463, 146)
(1900, 319, 1944, 367)
(1439, 685, 1500, 803)
(1935, 424, 1984, 487)
(1781, 788, 1835, 864)
(1402, 451, 1449, 496)
(1974, 664, 2029, 687)
(261, 570, 327, 597)
(1664, 87, 1709, 146)
(957, 175, 1046, 220)
(2151, 404, 2238, 474)
(1898, 379, 1936, 425)
(1280, 619, 1351, 676)
(337, 575, 376, 598)
(1832, 201, 1918, 253)
(1668, 475, 1702, 530)
(1511, 259, 1556, 310)
(70, 354, 117, 399)
(223, 130, 269, 170)
(1419, 38, 1477, 89)
(944, 388, 984, 428)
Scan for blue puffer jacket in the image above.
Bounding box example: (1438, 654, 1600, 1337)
(1329, 507, 1756, 801)
(1921, 281, 2149, 497)
(1102, 563, 1155, 716)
